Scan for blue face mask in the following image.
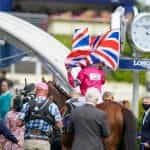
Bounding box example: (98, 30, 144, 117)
(142, 104, 150, 111)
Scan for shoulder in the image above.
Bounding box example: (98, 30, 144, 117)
(48, 102, 59, 112)
(49, 102, 58, 108)
(6, 111, 13, 116)
(71, 105, 82, 113)
(95, 108, 107, 118)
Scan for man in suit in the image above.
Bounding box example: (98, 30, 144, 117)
(141, 97, 150, 150)
(70, 87, 110, 150)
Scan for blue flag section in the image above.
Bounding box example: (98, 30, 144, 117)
(119, 57, 150, 71)
(0, 0, 13, 11)
(0, 43, 28, 68)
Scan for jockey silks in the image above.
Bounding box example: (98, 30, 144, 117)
(67, 66, 105, 96)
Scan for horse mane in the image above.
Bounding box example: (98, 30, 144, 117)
(53, 82, 70, 99)
(47, 81, 70, 108)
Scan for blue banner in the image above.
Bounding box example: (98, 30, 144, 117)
(119, 57, 150, 71)
(0, 0, 13, 11)
(0, 43, 28, 68)
(32, 0, 135, 5)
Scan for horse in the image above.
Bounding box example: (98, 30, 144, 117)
(61, 101, 137, 150)
(47, 81, 137, 150)
(47, 80, 70, 108)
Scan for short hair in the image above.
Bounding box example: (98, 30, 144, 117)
(85, 87, 100, 103)
(102, 91, 114, 101)
(1, 70, 6, 75)
(142, 96, 150, 104)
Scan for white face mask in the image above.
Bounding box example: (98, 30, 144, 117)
(36, 96, 47, 101)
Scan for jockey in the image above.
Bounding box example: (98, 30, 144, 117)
(67, 62, 105, 103)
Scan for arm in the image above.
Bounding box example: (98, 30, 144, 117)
(49, 103, 63, 129)
(101, 70, 105, 85)
(67, 71, 75, 88)
(98, 112, 110, 138)
(0, 120, 18, 144)
(17, 103, 29, 121)
(67, 71, 80, 88)
(77, 69, 85, 84)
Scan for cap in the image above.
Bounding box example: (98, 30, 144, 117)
(35, 82, 48, 90)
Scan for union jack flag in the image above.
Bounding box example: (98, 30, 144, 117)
(65, 27, 91, 68)
(89, 29, 120, 70)
(65, 28, 120, 70)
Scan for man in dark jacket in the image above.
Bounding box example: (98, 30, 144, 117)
(70, 87, 110, 150)
(141, 97, 150, 150)
(0, 119, 18, 144)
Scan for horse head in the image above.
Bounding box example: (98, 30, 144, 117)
(47, 80, 70, 108)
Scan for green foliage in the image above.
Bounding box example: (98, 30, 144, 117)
(121, 35, 133, 57)
(138, 98, 144, 131)
(54, 34, 72, 49)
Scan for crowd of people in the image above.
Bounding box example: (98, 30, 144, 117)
(0, 67, 149, 150)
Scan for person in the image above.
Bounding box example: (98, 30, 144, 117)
(65, 89, 85, 113)
(2, 96, 24, 150)
(102, 91, 114, 101)
(20, 81, 63, 150)
(0, 70, 13, 93)
(120, 100, 131, 110)
(69, 87, 110, 150)
(47, 95, 62, 150)
(63, 90, 85, 134)
(0, 80, 13, 119)
(67, 62, 105, 102)
(140, 97, 150, 150)
(0, 119, 18, 149)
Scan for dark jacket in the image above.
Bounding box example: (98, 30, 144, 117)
(141, 110, 150, 145)
(0, 120, 18, 144)
(70, 104, 110, 150)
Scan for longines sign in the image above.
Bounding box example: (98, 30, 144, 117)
(119, 57, 150, 70)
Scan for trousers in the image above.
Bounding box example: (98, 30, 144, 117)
(24, 139, 50, 150)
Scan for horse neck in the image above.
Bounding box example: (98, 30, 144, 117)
(48, 82, 70, 108)
(53, 83, 70, 98)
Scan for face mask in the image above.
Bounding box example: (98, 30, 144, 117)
(142, 104, 150, 111)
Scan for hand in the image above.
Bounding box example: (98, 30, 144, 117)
(144, 142, 150, 148)
(16, 119, 24, 127)
(67, 67, 72, 72)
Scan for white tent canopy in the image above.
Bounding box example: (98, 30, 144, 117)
(0, 12, 71, 93)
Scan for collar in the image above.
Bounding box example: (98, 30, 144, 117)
(35, 96, 47, 102)
(86, 102, 96, 106)
(145, 107, 150, 115)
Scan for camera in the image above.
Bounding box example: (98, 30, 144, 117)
(16, 83, 36, 104)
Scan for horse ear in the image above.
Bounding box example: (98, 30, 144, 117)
(42, 76, 47, 83)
